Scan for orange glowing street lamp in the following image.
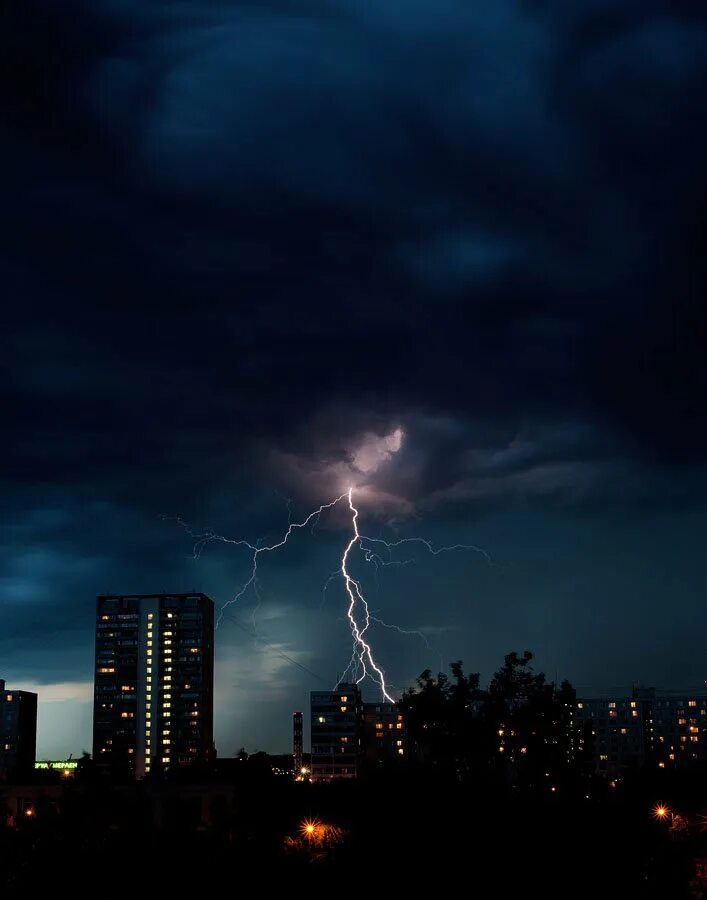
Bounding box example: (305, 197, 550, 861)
(300, 818, 322, 840)
(653, 804, 670, 821)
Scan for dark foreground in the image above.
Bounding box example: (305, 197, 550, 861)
(2, 768, 707, 896)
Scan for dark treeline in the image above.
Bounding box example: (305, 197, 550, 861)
(399, 650, 578, 788)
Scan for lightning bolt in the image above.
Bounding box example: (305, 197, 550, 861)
(168, 486, 490, 702)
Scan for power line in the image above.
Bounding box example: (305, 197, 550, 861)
(220, 610, 328, 685)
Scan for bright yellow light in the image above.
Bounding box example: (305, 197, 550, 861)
(305, 824, 315, 834)
(653, 804, 670, 820)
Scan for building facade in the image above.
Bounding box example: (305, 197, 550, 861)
(310, 686, 407, 779)
(362, 701, 406, 765)
(0, 680, 38, 781)
(574, 687, 707, 775)
(93, 593, 214, 778)
(310, 683, 362, 780)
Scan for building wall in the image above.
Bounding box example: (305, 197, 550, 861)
(310, 684, 362, 780)
(93, 593, 214, 778)
(1, 680, 38, 780)
(362, 701, 406, 764)
(574, 689, 707, 775)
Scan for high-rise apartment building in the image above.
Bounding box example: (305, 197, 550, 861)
(310, 683, 362, 780)
(93, 593, 214, 778)
(0, 679, 37, 780)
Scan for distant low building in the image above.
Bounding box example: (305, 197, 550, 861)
(1, 679, 38, 781)
(574, 686, 707, 775)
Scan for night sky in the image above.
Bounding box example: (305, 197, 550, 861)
(3, 1, 707, 759)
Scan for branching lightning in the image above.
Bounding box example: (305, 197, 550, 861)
(169, 485, 490, 701)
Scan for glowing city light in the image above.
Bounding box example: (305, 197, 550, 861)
(653, 804, 670, 820)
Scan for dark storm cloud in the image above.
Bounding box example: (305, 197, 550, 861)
(3, 1, 707, 752)
(4, 0, 706, 493)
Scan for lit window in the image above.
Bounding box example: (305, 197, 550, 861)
(341, 737, 348, 743)
(620, 728, 628, 735)
(189, 648, 199, 654)
(608, 702, 616, 709)
(678, 718, 687, 725)
(146, 667, 152, 674)
(630, 701, 637, 708)
(680, 736, 688, 743)
(669, 753, 675, 760)
(164, 676, 172, 682)
(120, 711, 134, 719)
(631, 710, 639, 717)
(98, 667, 115, 674)
(191, 711, 199, 717)
(148, 613, 154, 619)
(340, 706, 347, 712)
(658, 762, 666, 768)
(167, 613, 173, 619)
(519, 746, 527, 754)
(340, 696, 348, 702)
(163, 711, 171, 718)
(163, 702, 171, 709)
(147, 650, 152, 658)
(101, 614, 110, 621)
(398, 748, 404, 755)
(690, 726, 699, 734)
(577, 703, 584, 709)
(691, 736, 699, 743)
(145, 730, 151, 737)
(146, 712, 151, 719)
(146, 677, 151, 684)
(163, 631, 173, 637)
(164, 693, 172, 700)
(689, 701, 697, 707)
(396, 723, 403, 729)
(318, 716, 326, 723)
(121, 685, 134, 692)
(162, 739, 170, 745)
(609, 710, 617, 718)
(375, 723, 383, 730)
(396, 740, 403, 747)
(162, 757, 170, 763)
(147, 641, 152, 647)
